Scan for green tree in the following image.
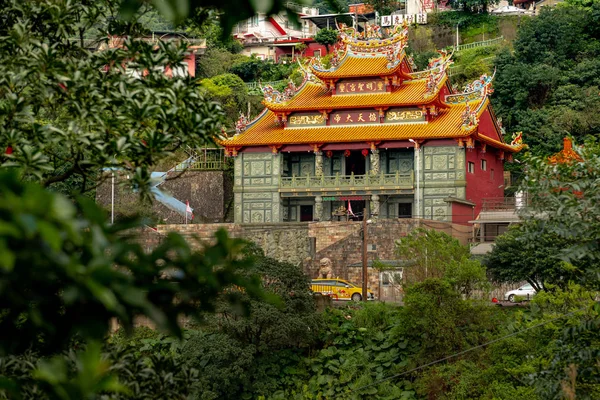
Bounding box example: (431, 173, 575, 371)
(200, 73, 251, 126)
(0, 170, 265, 397)
(485, 221, 589, 291)
(396, 228, 489, 297)
(362, 0, 400, 15)
(520, 139, 600, 282)
(448, 0, 498, 13)
(0, 0, 223, 196)
(314, 28, 339, 53)
(395, 279, 493, 361)
(492, 3, 600, 164)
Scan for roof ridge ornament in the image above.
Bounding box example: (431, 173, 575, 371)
(297, 59, 325, 85)
(445, 69, 496, 104)
(235, 112, 249, 135)
(423, 50, 453, 97)
(261, 80, 297, 104)
(510, 131, 523, 147)
(460, 102, 479, 131)
(335, 20, 408, 56)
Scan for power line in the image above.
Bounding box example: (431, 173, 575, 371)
(354, 307, 587, 392)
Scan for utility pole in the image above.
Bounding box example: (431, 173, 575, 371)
(362, 207, 368, 302)
(111, 170, 115, 224)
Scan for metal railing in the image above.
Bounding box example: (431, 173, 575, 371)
(246, 80, 286, 90)
(174, 148, 225, 171)
(455, 36, 504, 52)
(279, 172, 414, 190)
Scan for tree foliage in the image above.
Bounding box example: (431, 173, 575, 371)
(492, 3, 600, 165)
(485, 220, 590, 291)
(0, 0, 223, 196)
(396, 228, 489, 297)
(314, 28, 339, 52)
(518, 139, 600, 284)
(0, 171, 263, 358)
(447, 0, 498, 14)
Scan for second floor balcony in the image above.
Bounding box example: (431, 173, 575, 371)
(279, 172, 414, 192)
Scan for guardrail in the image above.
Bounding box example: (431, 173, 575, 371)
(448, 56, 495, 77)
(246, 80, 286, 90)
(173, 148, 225, 171)
(455, 36, 504, 52)
(279, 172, 414, 190)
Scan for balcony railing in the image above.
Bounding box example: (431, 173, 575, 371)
(280, 172, 414, 190)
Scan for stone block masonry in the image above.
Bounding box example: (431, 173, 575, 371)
(141, 219, 472, 302)
(151, 219, 469, 275)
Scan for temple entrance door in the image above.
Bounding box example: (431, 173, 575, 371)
(398, 203, 412, 218)
(300, 205, 313, 221)
(349, 200, 366, 220)
(345, 151, 366, 175)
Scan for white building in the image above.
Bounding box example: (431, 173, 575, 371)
(233, 3, 319, 60)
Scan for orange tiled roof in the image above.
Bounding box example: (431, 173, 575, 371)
(220, 98, 510, 149)
(476, 131, 525, 153)
(264, 78, 446, 112)
(548, 137, 582, 164)
(310, 54, 405, 79)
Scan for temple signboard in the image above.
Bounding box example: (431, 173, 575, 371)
(385, 108, 425, 123)
(288, 112, 326, 127)
(336, 79, 386, 95)
(330, 109, 379, 126)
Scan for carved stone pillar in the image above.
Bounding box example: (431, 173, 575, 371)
(315, 151, 323, 177)
(314, 196, 323, 221)
(370, 194, 380, 218)
(370, 149, 380, 176)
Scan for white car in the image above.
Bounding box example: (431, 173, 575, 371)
(504, 283, 537, 302)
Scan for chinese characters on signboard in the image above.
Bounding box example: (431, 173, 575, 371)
(336, 79, 386, 94)
(381, 14, 427, 27)
(385, 108, 425, 123)
(288, 109, 427, 127)
(330, 110, 380, 126)
(288, 113, 326, 126)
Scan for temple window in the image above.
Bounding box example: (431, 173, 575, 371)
(481, 159, 487, 171)
(468, 162, 475, 174)
(283, 153, 314, 177)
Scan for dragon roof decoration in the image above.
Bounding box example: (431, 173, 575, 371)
(310, 21, 409, 73)
(422, 50, 453, 97)
(445, 70, 496, 104)
(409, 49, 454, 81)
(261, 80, 297, 104)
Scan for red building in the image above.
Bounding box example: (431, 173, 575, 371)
(220, 23, 524, 224)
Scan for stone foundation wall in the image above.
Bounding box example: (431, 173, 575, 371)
(157, 222, 311, 267)
(146, 219, 472, 303)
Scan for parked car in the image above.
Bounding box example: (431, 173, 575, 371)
(311, 278, 375, 301)
(504, 283, 537, 302)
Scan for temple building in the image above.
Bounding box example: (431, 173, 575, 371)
(220, 23, 525, 224)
